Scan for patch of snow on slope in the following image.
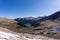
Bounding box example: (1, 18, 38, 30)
(0, 31, 56, 40)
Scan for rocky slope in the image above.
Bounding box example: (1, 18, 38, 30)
(14, 11, 60, 27)
(0, 11, 60, 40)
(14, 11, 60, 39)
(0, 27, 56, 40)
(0, 30, 57, 40)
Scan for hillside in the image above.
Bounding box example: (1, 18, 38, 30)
(0, 18, 21, 33)
(14, 11, 60, 39)
(0, 11, 60, 40)
(0, 18, 57, 40)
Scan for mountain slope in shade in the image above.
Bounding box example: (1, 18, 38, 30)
(14, 17, 40, 27)
(14, 11, 60, 27)
(48, 11, 60, 20)
(36, 11, 60, 26)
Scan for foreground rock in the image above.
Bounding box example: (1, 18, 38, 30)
(0, 31, 57, 40)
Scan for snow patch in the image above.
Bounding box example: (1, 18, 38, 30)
(0, 31, 56, 40)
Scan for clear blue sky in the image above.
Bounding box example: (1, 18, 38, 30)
(0, 0, 60, 18)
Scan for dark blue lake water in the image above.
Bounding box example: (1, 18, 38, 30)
(56, 27, 60, 32)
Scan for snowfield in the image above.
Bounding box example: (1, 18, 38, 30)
(0, 31, 20, 40)
(0, 31, 57, 40)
